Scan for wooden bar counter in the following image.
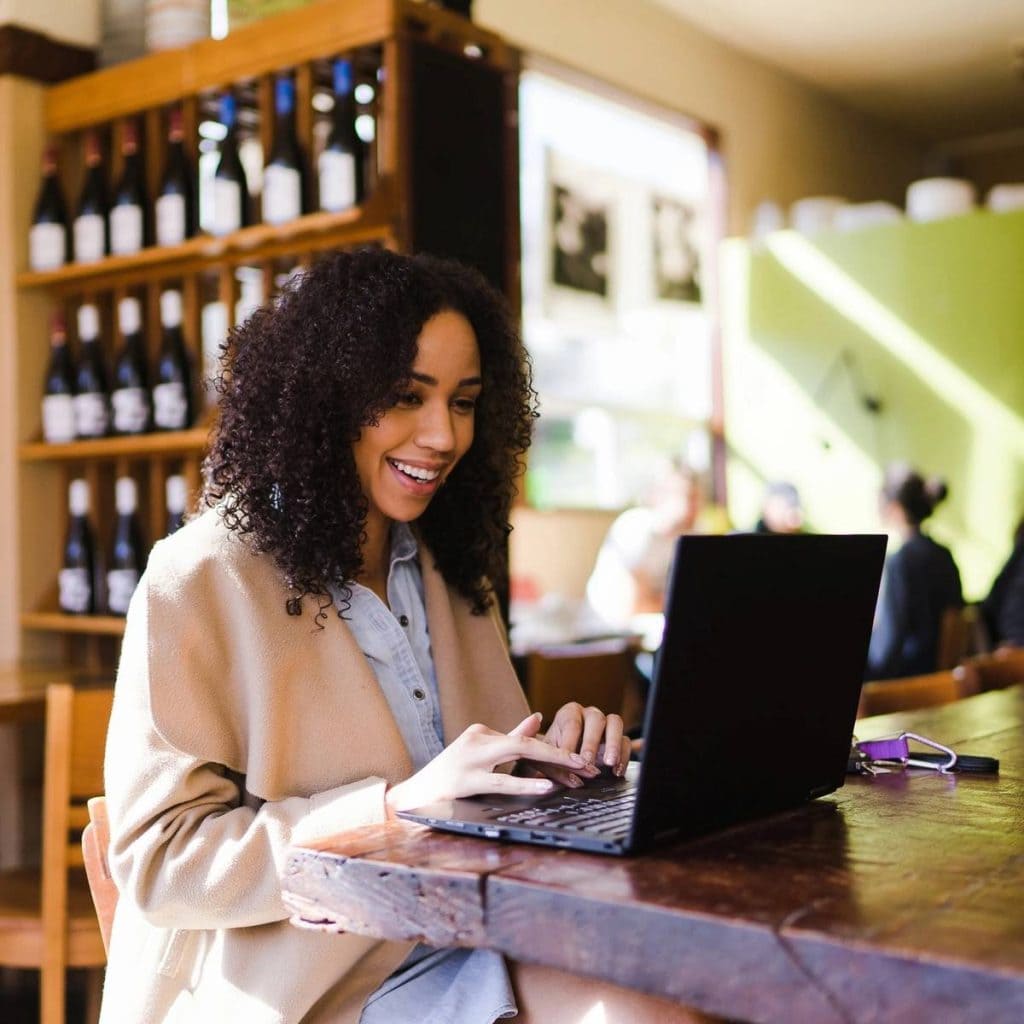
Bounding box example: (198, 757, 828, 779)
(282, 686, 1024, 1024)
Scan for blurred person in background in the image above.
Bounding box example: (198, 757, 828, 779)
(585, 457, 704, 632)
(982, 514, 1024, 649)
(866, 463, 963, 680)
(753, 480, 805, 535)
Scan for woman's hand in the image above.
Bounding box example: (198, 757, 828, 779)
(525, 703, 632, 789)
(385, 713, 587, 817)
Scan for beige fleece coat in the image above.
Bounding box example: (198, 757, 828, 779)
(100, 508, 529, 1024)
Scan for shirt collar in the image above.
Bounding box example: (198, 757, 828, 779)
(389, 521, 419, 571)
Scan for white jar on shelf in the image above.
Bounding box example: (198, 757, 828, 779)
(905, 178, 976, 222)
(145, 0, 210, 51)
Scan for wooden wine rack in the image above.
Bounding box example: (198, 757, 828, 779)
(13, 0, 521, 669)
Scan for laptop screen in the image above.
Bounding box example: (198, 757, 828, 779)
(632, 533, 886, 848)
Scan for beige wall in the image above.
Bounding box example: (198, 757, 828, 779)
(477, 0, 926, 234)
(0, 0, 99, 46)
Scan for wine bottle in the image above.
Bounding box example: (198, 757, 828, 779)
(59, 478, 95, 615)
(29, 143, 70, 271)
(73, 303, 111, 438)
(110, 120, 148, 256)
(107, 476, 147, 616)
(111, 296, 152, 435)
(212, 92, 251, 236)
(153, 289, 192, 430)
(73, 129, 108, 263)
(165, 473, 188, 535)
(262, 74, 305, 225)
(156, 107, 197, 246)
(319, 58, 366, 213)
(201, 300, 228, 409)
(41, 311, 76, 444)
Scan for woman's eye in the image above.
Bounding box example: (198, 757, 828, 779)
(453, 397, 477, 413)
(394, 392, 420, 408)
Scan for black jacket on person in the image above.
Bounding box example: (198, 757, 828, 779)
(982, 540, 1024, 647)
(866, 532, 963, 680)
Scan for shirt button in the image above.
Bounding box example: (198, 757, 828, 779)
(413, 688, 425, 700)
(399, 614, 409, 627)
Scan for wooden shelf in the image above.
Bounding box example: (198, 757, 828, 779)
(21, 611, 126, 637)
(17, 201, 395, 292)
(20, 426, 210, 462)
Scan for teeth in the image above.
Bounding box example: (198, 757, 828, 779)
(390, 459, 440, 482)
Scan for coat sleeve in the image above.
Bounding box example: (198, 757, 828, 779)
(105, 568, 390, 932)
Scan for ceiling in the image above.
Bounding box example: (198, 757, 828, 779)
(652, 0, 1024, 142)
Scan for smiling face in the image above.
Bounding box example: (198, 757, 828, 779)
(353, 309, 481, 548)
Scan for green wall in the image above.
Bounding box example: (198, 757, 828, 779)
(722, 209, 1024, 599)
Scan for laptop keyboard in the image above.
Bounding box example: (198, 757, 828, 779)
(495, 790, 636, 835)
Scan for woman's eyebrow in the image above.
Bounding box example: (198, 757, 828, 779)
(410, 371, 483, 387)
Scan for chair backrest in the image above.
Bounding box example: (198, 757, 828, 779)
(858, 665, 980, 718)
(82, 796, 117, 953)
(42, 685, 114, 976)
(936, 606, 969, 670)
(525, 641, 638, 725)
(962, 646, 1024, 692)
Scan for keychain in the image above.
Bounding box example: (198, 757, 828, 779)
(848, 731, 999, 776)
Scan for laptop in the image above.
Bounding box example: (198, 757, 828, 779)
(399, 533, 887, 855)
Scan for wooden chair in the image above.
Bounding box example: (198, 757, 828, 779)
(525, 640, 640, 728)
(858, 666, 981, 718)
(962, 646, 1024, 692)
(0, 683, 113, 1024)
(81, 796, 117, 954)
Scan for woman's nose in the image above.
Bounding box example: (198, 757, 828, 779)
(415, 401, 455, 452)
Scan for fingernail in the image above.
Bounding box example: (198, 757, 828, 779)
(568, 773, 583, 788)
(537, 779, 554, 790)
(605, 749, 617, 767)
(581, 763, 600, 777)
(616, 762, 625, 777)
(581, 750, 595, 765)
(569, 753, 585, 766)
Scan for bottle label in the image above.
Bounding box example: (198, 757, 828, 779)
(212, 179, 242, 235)
(107, 568, 140, 615)
(73, 213, 105, 263)
(29, 222, 66, 271)
(42, 394, 76, 443)
(263, 165, 302, 224)
(73, 392, 110, 437)
(318, 151, 357, 212)
(110, 204, 144, 255)
(156, 193, 186, 246)
(112, 387, 150, 434)
(153, 381, 188, 429)
(58, 567, 92, 614)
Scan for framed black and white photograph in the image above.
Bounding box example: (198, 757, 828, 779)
(550, 182, 610, 297)
(652, 195, 701, 303)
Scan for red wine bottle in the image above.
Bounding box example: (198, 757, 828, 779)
(165, 473, 187, 535)
(318, 58, 366, 213)
(212, 92, 251, 235)
(29, 143, 69, 271)
(262, 74, 306, 224)
(73, 303, 111, 438)
(59, 479, 95, 615)
(111, 296, 152, 435)
(156, 107, 197, 246)
(41, 312, 77, 444)
(110, 120, 148, 255)
(73, 129, 108, 263)
(153, 289, 192, 430)
(107, 476, 147, 616)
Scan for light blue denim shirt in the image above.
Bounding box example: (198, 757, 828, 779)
(335, 523, 516, 1024)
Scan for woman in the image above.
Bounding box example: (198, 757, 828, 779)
(100, 250, 699, 1023)
(866, 463, 963, 680)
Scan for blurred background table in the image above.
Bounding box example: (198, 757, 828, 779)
(283, 685, 1024, 1024)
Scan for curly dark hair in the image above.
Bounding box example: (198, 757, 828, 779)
(202, 248, 537, 622)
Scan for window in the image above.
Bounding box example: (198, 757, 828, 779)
(519, 66, 721, 509)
